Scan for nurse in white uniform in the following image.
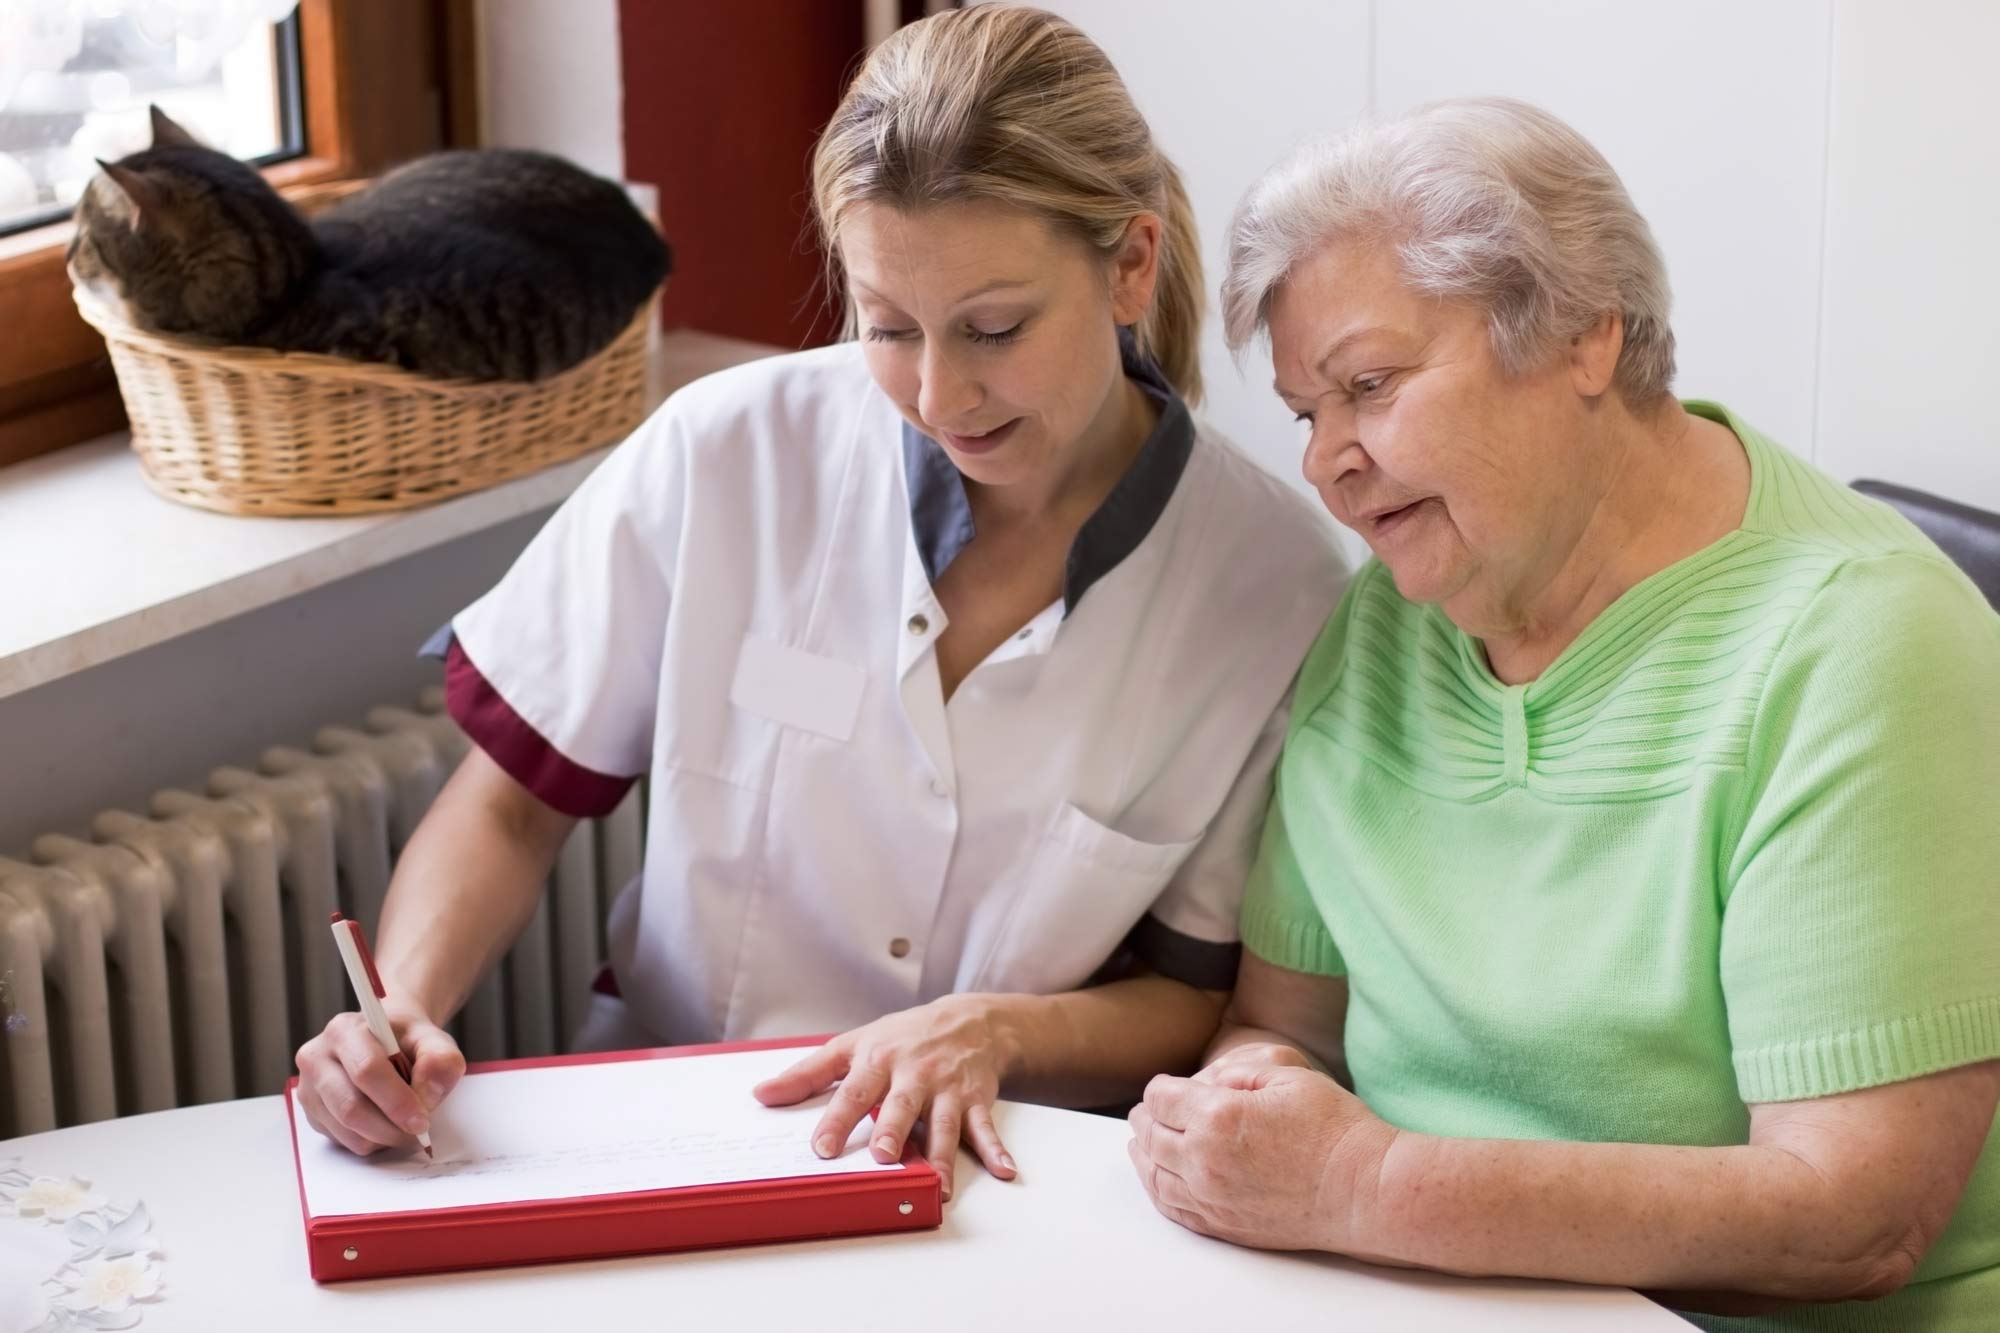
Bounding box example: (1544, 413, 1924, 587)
(295, 6, 1344, 1198)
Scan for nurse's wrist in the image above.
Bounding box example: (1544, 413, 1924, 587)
(950, 991, 1033, 1085)
(374, 951, 459, 1027)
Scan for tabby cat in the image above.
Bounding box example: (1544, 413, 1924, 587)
(68, 107, 669, 382)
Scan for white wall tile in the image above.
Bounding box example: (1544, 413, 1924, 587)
(1814, 0, 2000, 507)
(1374, 0, 1833, 457)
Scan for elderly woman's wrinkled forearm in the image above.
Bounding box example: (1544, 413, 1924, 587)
(1362, 1061, 2000, 1303)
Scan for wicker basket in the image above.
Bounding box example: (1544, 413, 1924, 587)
(74, 181, 661, 517)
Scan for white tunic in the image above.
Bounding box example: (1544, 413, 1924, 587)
(439, 340, 1345, 1045)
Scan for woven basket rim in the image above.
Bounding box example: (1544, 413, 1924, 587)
(73, 285, 655, 398)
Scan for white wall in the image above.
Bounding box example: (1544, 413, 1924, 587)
(1036, 0, 1999, 527)
(475, 0, 624, 179)
(1816, 1, 2000, 504)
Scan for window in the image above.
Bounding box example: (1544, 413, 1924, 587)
(0, 4, 305, 238)
(0, 0, 478, 469)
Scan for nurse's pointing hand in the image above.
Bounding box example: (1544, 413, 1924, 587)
(753, 996, 1020, 1201)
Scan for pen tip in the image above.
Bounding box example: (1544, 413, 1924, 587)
(423, 1144, 434, 1159)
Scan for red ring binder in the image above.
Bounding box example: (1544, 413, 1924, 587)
(286, 1035, 944, 1281)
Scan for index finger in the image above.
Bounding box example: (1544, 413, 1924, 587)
(752, 1041, 852, 1107)
(811, 1062, 892, 1160)
(1141, 1073, 1218, 1131)
(1193, 1061, 1268, 1093)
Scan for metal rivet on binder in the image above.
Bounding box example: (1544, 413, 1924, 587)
(343, 1247, 359, 1261)
(898, 1201, 914, 1216)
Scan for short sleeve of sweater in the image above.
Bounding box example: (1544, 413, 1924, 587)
(1238, 576, 1359, 977)
(1721, 552, 2000, 1103)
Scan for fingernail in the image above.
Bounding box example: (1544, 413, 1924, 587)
(875, 1135, 897, 1158)
(405, 1115, 429, 1135)
(416, 1083, 441, 1110)
(1000, 1152, 1016, 1172)
(814, 1136, 837, 1158)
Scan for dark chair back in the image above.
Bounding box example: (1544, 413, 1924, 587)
(1853, 479, 2000, 611)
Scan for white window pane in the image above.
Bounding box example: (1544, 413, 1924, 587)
(0, 4, 300, 235)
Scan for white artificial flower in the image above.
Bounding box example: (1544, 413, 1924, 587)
(0, 1276, 52, 1333)
(0, 1210, 69, 1331)
(13, 1179, 103, 1224)
(60, 1254, 160, 1313)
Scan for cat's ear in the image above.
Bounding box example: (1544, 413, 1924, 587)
(94, 160, 166, 229)
(148, 105, 204, 150)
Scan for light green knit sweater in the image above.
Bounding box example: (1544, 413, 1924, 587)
(1242, 403, 2000, 1331)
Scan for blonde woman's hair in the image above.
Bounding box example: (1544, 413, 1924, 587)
(1222, 97, 1676, 407)
(811, 5, 1205, 403)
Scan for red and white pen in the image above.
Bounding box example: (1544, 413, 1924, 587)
(328, 911, 434, 1158)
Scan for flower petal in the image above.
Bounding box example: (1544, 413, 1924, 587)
(98, 1207, 148, 1261)
(65, 1215, 105, 1254)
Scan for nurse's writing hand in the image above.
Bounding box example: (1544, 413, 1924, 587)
(752, 996, 1019, 1201)
(295, 994, 465, 1156)
(1126, 1063, 1397, 1254)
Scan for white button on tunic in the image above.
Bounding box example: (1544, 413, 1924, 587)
(437, 342, 1346, 1046)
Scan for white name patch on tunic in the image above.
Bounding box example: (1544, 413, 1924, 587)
(729, 634, 867, 742)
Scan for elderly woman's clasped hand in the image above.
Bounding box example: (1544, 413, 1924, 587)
(1128, 1050, 1395, 1255)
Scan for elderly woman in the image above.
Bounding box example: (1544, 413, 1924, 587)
(1126, 98, 2000, 1329)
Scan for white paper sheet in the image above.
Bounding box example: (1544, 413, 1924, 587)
(291, 1046, 905, 1218)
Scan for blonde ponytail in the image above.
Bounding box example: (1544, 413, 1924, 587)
(1141, 156, 1204, 403)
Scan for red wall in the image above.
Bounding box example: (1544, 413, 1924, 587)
(619, 3, 867, 349)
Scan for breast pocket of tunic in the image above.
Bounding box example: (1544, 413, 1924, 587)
(727, 634, 866, 743)
(641, 634, 869, 1032)
(970, 800, 1203, 996)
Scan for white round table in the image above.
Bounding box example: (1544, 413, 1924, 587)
(1, 1097, 1687, 1331)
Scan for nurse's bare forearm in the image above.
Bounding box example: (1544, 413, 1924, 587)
(1203, 1022, 1337, 1078)
(374, 749, 578, 1022)
(987, 974, 1228, 1107)
(1203, 953, 1350, 1075)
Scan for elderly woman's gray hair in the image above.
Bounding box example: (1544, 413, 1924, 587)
(1221, 97, 1676, 406)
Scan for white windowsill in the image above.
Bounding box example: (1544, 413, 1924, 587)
(0, 328, 782, 701)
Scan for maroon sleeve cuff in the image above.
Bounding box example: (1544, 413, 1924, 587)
(443, 637, 638, 819)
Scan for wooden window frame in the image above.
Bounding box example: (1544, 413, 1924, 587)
(0, 0, 479, 469)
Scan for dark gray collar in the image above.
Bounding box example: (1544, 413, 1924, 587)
(901, 331, 1195, 616)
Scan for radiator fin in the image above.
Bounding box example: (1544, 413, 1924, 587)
(0, 692, 633, 1138)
